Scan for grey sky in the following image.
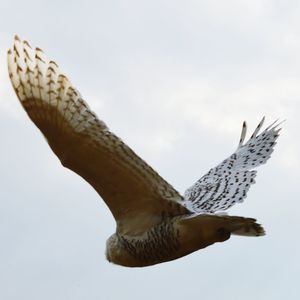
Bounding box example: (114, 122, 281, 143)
(0, 0, 299, 299)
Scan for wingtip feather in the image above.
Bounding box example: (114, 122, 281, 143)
(238, 121, 247, 148)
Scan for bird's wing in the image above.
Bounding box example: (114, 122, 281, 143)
(183, 118, 282, 213)
(8, 36, 188, 228)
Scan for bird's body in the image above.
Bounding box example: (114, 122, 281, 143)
(107, 214, 260, 267)
(8, 36, 281, 267)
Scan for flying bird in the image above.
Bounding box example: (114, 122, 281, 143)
(8, 36, 281, 267)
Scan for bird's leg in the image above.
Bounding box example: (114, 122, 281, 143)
(174, 214, 232, 258)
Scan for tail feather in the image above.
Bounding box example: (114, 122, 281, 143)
(222, 216, 265, 237)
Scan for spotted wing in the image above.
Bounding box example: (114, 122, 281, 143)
(8, 36, 188, 225)
(183, 118, 282, 213)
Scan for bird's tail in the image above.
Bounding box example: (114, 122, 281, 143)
(220, 215, 265, 237)
(176, 214, 265, 258)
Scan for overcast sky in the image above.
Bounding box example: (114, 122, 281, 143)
(0, 1, 299, 299)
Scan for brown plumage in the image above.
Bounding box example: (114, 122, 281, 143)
(8, 36, 280, 267)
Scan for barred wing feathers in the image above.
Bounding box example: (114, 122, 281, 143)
(184, 118, 282, 213)
(8, 36, 188, 224)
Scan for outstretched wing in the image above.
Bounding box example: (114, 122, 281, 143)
(8, 36, 188, 227)
(183, 118, 282, 213)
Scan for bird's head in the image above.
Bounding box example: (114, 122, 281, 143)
(105, 234, 119, 263)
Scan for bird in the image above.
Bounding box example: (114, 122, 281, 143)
(8, 35, 282, 267)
